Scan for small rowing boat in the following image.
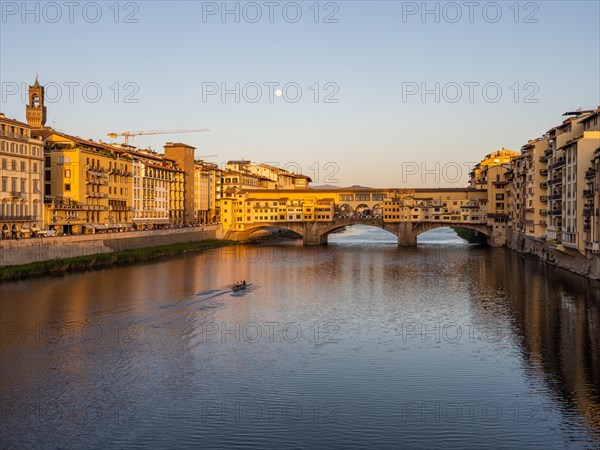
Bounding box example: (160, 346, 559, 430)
(231, 281, 252, 292)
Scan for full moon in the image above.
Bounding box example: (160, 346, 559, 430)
(275, 89, 283, 97)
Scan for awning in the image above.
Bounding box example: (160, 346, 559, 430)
(83, 224, 96, 230)
(20, 228, 31, 233)
(32, 227, 42, 232)
(95, 224, 109, 230)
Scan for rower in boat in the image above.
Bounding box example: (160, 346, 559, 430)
(232, 280, 250, 291)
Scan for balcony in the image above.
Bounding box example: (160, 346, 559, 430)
(548, 176, 563, 185)
(548, 209, 562, 216)
(561, 232, 578, 248)
(0, 215, 36, 221)
(540, 196, 548, 202)
(49, 202, 85, 210)
(0, 130, 28, 141)
(10, 191, 26, 199)
(86, 192, 107, 199)
(583, 207, 593, 217)
(585, 169, 595, 180)
(549, 158, 565, 170)
(492, 179, 510, 186)
(584, 224, 591, 232)
(86, 166, 107, 176)
(549, 194, 562, 200)
(110, 204, 131, 211)
(540, 209, 548, 216)
(539, 182, 548, 189)
(583, 190, 594, 197)
(539, 155, 548, 163)
(539, 169, 549, 176)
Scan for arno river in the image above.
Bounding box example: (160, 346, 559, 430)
(1, 227, 599, 449)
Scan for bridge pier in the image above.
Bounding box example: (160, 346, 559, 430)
(382, 222, 418, 246)
(396, 222, 418, 246)
(487, 227, 508, 247)
(302, 222, 328, 245)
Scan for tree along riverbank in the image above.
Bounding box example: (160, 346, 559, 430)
(0, 240, 235, 281)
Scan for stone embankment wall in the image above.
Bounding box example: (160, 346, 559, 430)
(0, 226, 223, 267)
(507, 231, 600, 280)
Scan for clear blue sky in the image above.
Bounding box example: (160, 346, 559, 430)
(1, 1, 599, 187)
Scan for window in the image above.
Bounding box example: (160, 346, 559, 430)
(64, 169, 71, 178)
(20, 161, 26, 172)
(1, 177, 6, 192)
(65, 183, 71, 191)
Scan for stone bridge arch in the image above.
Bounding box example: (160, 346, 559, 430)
(225, 220, 500, 246)
(391, 222, 494, 246)
(225, 223, 306, 242)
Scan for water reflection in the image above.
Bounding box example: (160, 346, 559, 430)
(0, 226, 598, 448)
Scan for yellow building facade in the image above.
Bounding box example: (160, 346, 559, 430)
(169, 168, 185, 226)
(220, 188, 490, 233)
(42, 131, 133, 234)
(220, 190, 336, 232)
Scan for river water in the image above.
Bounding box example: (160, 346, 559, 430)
(1, 226, 599, 449)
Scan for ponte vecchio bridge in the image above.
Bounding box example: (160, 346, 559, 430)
(219, 187, 507, 246)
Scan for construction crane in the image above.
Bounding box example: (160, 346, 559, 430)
(107, 128, 209, 145)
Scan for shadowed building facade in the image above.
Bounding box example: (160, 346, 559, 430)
(164, 142, 195, 225)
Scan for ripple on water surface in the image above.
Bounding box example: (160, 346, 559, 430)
(1, 227, 599, 449)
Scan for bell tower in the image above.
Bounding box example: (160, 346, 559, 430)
(26, 75, 47, 128)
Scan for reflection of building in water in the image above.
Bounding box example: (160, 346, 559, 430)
(470, 251, 600, 439)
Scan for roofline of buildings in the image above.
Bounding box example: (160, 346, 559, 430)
(240, 187, 481, 194)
